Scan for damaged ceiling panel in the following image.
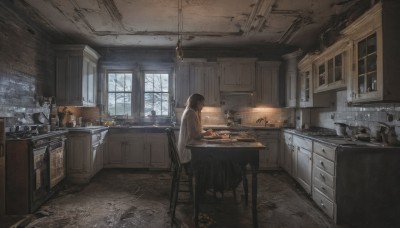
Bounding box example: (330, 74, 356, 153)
(15, 0, 361, 50)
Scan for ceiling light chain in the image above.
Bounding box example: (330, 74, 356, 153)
(176, 0, 184, 61)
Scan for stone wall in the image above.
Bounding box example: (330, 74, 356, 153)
(0, 4, 54, 123)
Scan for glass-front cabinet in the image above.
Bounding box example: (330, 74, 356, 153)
(342, 1, 400, 103)
(313, 39, 349, 93)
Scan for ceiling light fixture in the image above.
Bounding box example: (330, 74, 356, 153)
(176, 0, 184, 61)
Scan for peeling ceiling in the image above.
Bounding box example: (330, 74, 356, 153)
(10, 0, 363, 50)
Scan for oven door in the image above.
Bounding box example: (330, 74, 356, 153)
(49, 140, 65, 189)
(31, 145, 49, 211)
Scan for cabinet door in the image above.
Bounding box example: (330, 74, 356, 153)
(296, 146, 312, 194)
(282, 134, 293, 175)
(175, 62, 191, 107)
(259, 138, 279, 170)
(93, 142, 104, 175)
(190, 63, 220, 106)
(299, 67, 312, 107)
(149, 134, 170, 168)
(67, 134, 90, 173)
(219, 59, 255, 91)
(255, 62, 280, 106)
(107, 136, 124, 165)
(67, 56, 83, 105)
(125, 136, 147, 168)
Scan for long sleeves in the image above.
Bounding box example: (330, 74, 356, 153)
(177, 108, 202, 163)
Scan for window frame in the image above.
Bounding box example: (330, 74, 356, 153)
(104, 67, 173, 119)
(106, 71, 134, 117)
(142, 70, 171, 117)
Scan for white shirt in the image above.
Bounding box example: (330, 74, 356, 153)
(177, 107, 202, 164)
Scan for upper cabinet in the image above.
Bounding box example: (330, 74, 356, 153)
(174, 59, 220, 107)
(254, 61, 281, 107)
(218, 58, 256, 92)
(55, 45, 100, 107)
(342, 1, 400, 103)
(282, 50, 302, 108)
(313, 39, 351, 93)
(298, 54, 335, 108)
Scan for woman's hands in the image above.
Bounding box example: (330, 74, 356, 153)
(202, 129, 218, 137)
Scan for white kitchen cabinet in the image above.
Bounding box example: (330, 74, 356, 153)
(342, 2, 400, 103)
(298, 54, 335, 108)
(218, 58, 256, 92)
(293, 135, 312, 194)
(282, 50, 302, 108)
(256, 130, 280, 170)
(280, 132, 293, 175)
(105, 131, 170, 169)
(313, 39, 351, 93)
(125, 134, 147, 168)
(175, 59, 219, 107)
(55, 45, 100, 107)
(254, 61, 281, 107)
(67, 129, 108, 184)
(189, 62, 220, 106)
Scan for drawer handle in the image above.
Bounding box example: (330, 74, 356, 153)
(322, 149, 326, 153)
(321, 186, 326, 191)
(319, 173, 325, 179)
(319, 161, 324, 166)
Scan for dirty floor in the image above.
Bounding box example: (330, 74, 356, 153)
(7, 169, 345, 228)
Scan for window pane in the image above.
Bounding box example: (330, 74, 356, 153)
(145, 74, 154, 92)
(125, 73, 132, 92)
(108, 73, 116, 92)
(154, 74, 162, 92)
(116, 73, 125, 92)
(124, 94, 131, 116)
(161, 74, 169, 92)
(108, 93, 116, 116)
(144, 93, 154, 116)
(161, 93, 169, 115)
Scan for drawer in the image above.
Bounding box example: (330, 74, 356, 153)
(313, 188, 335, 219)
(313, 166, 335, 189)
(314, 154, 335, 176)
(314, 141, 336, 161)
(293, 135, 312, 151)
(313, 177, 335, 201)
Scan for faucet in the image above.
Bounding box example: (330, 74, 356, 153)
(256, 116, 269, 127)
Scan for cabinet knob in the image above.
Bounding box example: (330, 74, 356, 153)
(321, 186, 326, 191)
(319, 160, 324, 166)
(321, 202, 325, 208)
(322, 149, 325, 153)
(319, 173, 325, 179)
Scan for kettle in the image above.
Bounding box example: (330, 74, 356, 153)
(334, 123, 347, 136)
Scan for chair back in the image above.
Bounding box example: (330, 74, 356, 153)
(165, 128, 182, 170)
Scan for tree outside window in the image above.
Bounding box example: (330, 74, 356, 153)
(144, 73, 169, 116)
(107, 72, 132, 116)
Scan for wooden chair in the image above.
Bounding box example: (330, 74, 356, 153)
(165, 128, 192, 227)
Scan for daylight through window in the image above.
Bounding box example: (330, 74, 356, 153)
(144, 73, 169, 116)
(107, 72, 132, 116)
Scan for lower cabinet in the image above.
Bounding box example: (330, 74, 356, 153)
(67, 129, 108, 184)
(256, 130, 280, 170)
(105, 131, 170, 169)
(293, 135, 312, 194)
(280, 132, 293, 175)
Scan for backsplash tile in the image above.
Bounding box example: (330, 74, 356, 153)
(311, 90, 400, 137)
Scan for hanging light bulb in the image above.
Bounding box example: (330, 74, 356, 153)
(176, 40, 183, 60)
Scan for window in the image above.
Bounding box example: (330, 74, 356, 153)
(107, 72, 132, 116)
(144, 73, 169, 116)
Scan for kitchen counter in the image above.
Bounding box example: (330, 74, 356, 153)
(282, 128, 398, 148)
(59, 126, 108, 134)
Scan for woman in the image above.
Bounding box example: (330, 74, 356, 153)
(177, 93, 212, 164)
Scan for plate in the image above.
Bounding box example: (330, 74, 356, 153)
(236, 138, 255, 142)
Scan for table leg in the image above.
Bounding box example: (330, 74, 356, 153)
(193, 174, 199, 227)
(252, 168, 258, 228)
(242, 167, 248, 206)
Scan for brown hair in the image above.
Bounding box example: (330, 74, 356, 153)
(186, 93, 205, 111)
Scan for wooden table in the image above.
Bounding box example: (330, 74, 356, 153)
(186, 139, 265, 227)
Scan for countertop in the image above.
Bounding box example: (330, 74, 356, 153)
(283, 128, 399, 148)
